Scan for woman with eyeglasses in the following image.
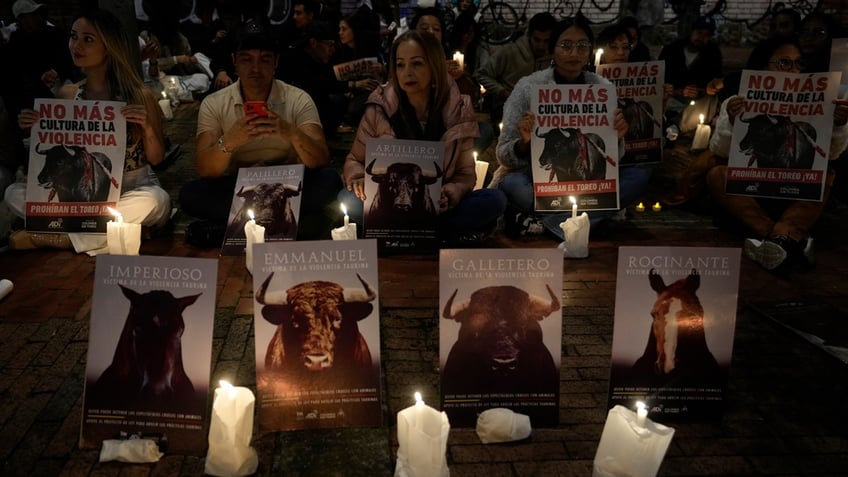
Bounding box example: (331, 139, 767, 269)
(706, 35, 848, 271)
(492, 17, 629, 238)
(596, 24, 633, 66)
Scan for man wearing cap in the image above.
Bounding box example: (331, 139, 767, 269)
(3, 0, 75, 119)
(659, 15, 723, 107)
(179, 19, 342, 241)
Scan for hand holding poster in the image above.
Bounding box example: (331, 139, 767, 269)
(727, 70, 840, 201)
(25, 99, 125, 233)
(596, 61, 665, 165)
(530, 84, 619, 212)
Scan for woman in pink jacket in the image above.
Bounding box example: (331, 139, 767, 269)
(340, 30, 505, 245)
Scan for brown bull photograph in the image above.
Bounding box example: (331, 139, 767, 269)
(252, 240, 382, 431)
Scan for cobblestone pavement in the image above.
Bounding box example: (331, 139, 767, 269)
(2, 72, 848, 475)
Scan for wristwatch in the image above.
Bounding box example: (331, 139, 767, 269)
(217, 135, 232, 154)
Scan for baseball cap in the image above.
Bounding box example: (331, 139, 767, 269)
(692, 15, 716, 33)
(13, 0, 45, 19)
(234, 18, 278, 53)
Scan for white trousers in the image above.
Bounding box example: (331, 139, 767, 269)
(3, 165, 171, 254)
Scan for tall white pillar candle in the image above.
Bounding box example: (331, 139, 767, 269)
(244, 210, 265, 274)
(106, 207, 141, 255)
(204, 380, 258, 477)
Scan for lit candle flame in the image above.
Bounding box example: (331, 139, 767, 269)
(636, 401, 646, 412)
(107, 206, 122, 223)
(473, 151, 478, 161)
(569, 196, 577, 205)
(340, 203, 348, 216)
(247, 209, 255, 221)
(161, 91, 167, 99)
(414, 391, 423, 407)
(690, 100, 696, 106)
(219, 380, 236, 398)
(699, 113, 705, 124)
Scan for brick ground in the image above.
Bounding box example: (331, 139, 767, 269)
(3, 55, 848, 473)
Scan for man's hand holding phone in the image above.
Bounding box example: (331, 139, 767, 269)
(244, 101, 269, 117)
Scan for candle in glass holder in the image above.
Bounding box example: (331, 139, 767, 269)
(106, 206, 141, 255)
(244, 209, 265, 274)
(204, 380, 258, 477)
(331, 203, 357, 240)
(652, 202, 662, 212)
(635, 202, 646, 212)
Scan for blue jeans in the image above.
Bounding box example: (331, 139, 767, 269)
(338, 187, 506, 238)
(498, 164, 654, 240)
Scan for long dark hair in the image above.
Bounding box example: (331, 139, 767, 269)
(388, 31, 449, 140)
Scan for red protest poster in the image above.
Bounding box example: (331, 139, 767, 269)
(25, 99, 124, 233)
(597, 60, 665, 165)
(530, 84, 620, 212)
(608, 246, 741, 420)
(251, 239, 382, 431)
(81, 255, 217, 454)
(727, 70, 840, 201)
(439, 248, 563, 427)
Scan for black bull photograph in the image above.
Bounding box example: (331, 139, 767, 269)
(441, 285, 561, 426)
(728, 114, 826, 198)
(34, 143, 118, 203)
(364, 158, 443, 230)
(253, 272, 382, 428)
(226, 182, 302, 241)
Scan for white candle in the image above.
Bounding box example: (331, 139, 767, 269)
(106, 206, 141, 255)
(593, 406, 675, 477)
(570, 195, 577, 218)
(691, 113, 711, 151)
(635, 401, 648, 427)
(244, 209, 265, 275)
(473, 157, 488, 191)
(594, 48, 604, 69)
(558, 212, 590, 259)
(0, 279, 13, 301)
(395, 391, 450, 477)
(204, 380, 258, 476)
(452, 51, 464, 70)
(158, 91, 173, 120)
(331, 203, 357, 240)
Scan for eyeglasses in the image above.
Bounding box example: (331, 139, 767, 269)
(606, 43, 631, 53)
(556, 40, 592, 53)
(769, 57, 805, 71)
(800, 27, 827, 38)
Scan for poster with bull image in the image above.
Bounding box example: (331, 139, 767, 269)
(727, 70, 840, 201)
(439, 248, 563, 427)
(608, 246, 741, 420)
(596, 61, 665, 165)
(220, 164, 305, 255)
(251, 239, 382, 431)
(531, 84, 620, 212)
(25, 98, 125, 233)
(363, 138, 443, 253)
(81, 255, 217, 454)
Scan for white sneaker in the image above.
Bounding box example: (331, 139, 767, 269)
(744, 237, 788, 270)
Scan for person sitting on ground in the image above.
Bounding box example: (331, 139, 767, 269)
(769, 7, 802, 38)
(799, 11, 845, 73)
(339, 30, 506, 245)
(617, 16, 651, 63)
(491, 17, 629, 239)
(280, 21, 357, 137)
(706, 35, 848, 271)
(203, 2, 243, 91)
(140, 4, 205, 80)
(4, 0, 77, 121)
(6, 9, 171, 252)
(659, 15, 723, 116)
(596, 24, 634, 66)
(412, 7, 494, 153)
(474, 12, 557, 128)
(333, 13, 384, 131)
(178, 18, 342, 242)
